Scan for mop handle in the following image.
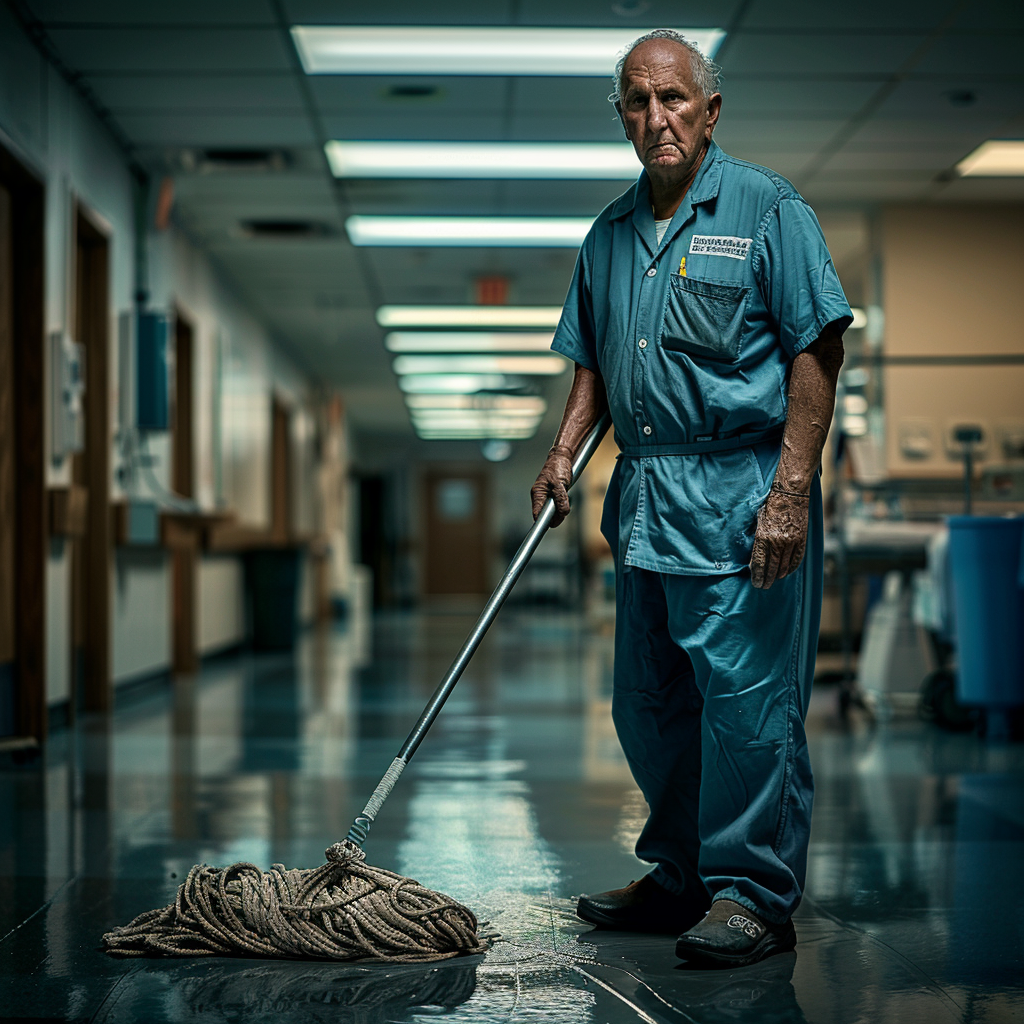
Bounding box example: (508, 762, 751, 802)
(346, 411, 612, 847)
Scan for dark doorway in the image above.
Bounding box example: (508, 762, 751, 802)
(357, 475, 392, 608)
(171, 310, 197, 673)
(71, 207, 112, 714)
(0, 144, 45, 743)
(270, 396, 291, 543)
(423, 471, 489, 597)
(0, 178, 15, 734)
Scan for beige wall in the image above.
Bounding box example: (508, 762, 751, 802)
(882, 205, 1024, 478)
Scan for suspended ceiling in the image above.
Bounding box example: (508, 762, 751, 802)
(16, 0, 1024, 437)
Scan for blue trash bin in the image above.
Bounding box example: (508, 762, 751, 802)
(947, 516, 1024, 709)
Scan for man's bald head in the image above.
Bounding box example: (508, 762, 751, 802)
(610, 30, 721, 111)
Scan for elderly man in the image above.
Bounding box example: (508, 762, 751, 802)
(531, 30, 851, 966)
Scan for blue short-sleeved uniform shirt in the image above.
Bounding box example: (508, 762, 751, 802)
(552, 141, 852, 576)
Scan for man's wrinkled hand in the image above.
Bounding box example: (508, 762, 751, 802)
(531, 451, 573, 526)
(749, 488, 810, 589)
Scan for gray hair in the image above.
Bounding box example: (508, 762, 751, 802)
(610, 29, 722, 107)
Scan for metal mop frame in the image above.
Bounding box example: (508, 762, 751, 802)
(346, 412, 612, 848)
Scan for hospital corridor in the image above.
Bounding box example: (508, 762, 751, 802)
(1, 2, 1023, 1022)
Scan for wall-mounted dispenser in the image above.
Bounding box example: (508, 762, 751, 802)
(50, 330, 85, 462)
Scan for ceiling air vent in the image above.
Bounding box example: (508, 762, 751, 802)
(185, 149, 291, 173)
(240, 220, 333, 239)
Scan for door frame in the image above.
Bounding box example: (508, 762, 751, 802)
(170, 306, 198, 673)
(0, 143, 46, 742)
(73, 203, 113, 714)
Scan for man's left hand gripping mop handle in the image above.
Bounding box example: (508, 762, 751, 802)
(347, 756, 407, 846)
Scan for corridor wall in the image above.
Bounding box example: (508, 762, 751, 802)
(0, 7, 322, 709)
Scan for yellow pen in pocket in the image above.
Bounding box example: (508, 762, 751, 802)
(678, 256, 686, 277)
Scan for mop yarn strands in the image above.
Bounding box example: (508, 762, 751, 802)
(103, 841, 489, 962)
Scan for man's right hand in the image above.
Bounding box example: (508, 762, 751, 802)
(531, 448, 573, 526)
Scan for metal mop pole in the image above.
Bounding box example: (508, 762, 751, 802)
(346, 411, 612, 847)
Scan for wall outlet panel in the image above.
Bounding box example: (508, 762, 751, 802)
(885, 365, 1024, 479)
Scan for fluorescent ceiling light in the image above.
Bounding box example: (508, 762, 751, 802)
(292, 26, 725, 76)
(386, 332, 554, 353)
(378, 306, 562, 328)
(411, 411, 542, 426)
(325, 141, 641, 179)
(393, 355, 567, 375)
(416, 424, 538, 438)
(347, 216, 591, 247)
(398, 374, 514, 393)
(957, 140, 1024, 176)
(405, 394, 547, 412)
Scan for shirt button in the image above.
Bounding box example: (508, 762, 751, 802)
(646, 267, 657, 277)
(643, 425, 652, 436)
(638, 338, 648, 349)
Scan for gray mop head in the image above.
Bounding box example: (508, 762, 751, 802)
(103, 841, 489, 962)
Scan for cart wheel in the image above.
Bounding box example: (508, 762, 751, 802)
(920, 670, 975, 733)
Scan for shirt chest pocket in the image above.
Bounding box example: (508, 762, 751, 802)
(660, 275, 749, 363)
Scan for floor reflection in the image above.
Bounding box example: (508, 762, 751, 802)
(1, 610, 1022, 1022)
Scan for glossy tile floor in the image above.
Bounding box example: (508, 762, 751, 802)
(2, 610, 1023, 1023)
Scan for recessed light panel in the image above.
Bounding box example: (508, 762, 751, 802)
(386, 332, 554, 353)
(405, 394, 547, 413)
(393, 355, 567, 376)
(957, 140, 1024, 176)
(325, 141, 641, 179)
(397, 374, 515, 393)
(378, 306, 563, 329)
(292, 26, 725, 76)
(347, 216, 591, 247)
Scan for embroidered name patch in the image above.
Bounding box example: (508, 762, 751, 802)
(689, 235, 753, 260)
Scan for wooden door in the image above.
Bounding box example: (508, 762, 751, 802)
(0, 147, 45, 743)
(171, 312, 197, 673)
(423, 472, 489, 596)
(0, 183, 14, 734)
(72, 209, 112, 713)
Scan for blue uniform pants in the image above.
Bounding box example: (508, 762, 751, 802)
(611, 481, 823, 924)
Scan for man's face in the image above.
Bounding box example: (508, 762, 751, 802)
(617, 40, 721, 189)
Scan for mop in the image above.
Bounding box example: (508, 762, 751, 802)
(103, 414, 611, 963)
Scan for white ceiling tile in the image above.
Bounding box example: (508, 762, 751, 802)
(718, 79, 879, 115)
(708, 149, 820, 180)
(516, 0, 743, 28)
(844, 118, 995, 150)
(916, 32, 1024, 76)
(89, 74, 304, 112)
(46, 28, 293, 73)
(883, 77, 1024, 116)
(722, 32, 926, 76)
(715, 117, 847, 150)
(821, 149, 969, 173)
(309, 75, 509, 114)
(320, 113, 508, 142)
(26, 0, 277, 23)
(281, 0, 515, 24)
(114, 113, 316, 147)
(741, 0, 952, 30)
(800, 176, 936, 203)
(947, 0, 1024, 32)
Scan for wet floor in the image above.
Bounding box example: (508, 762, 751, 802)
(2, 610, 1022, 1022)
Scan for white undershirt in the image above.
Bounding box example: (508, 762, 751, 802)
(655, 217, 673, 246)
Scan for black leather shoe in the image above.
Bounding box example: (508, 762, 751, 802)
(577, 875, 708, 933)
(675, 899, 796, 967)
